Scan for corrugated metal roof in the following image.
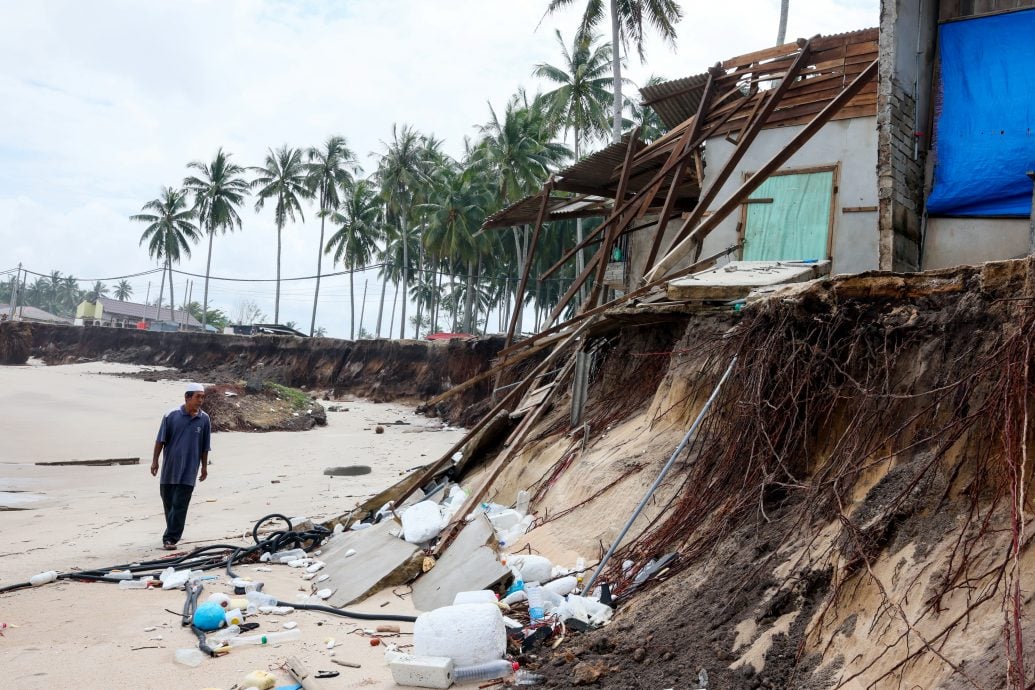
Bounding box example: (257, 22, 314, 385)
(98, 297, 202, 327)
(0, 304, 71, 324)
(639, 72, 710, 131)
(553, 136, 641, 196)
(481, 193, 613, 230)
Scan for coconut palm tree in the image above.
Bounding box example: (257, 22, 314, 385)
(87, 281, 109, 301)
(422, 163, 492, 332)
(183, 148, 250, 328)
(474, 91, 570, 327)
(325, 179, 381, 340)
(131, 187, 200, 322)
(113, 280, 133, 301)
(305, 136, 359, 336)
(374, 124, 435, 339)
(251, 145, 311, 324)
(534, 30, 615, 289)
(545, 0, 683, 143)
(629, 75, 668, 142)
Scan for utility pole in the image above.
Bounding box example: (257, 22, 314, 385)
(357, 279, 368, 339)
(18, 266, 26, 319)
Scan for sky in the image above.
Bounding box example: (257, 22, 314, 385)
(0, 0, 878, 338)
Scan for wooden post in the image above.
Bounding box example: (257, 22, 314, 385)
(505, 181, 553, 347)
(646, 58, 879, 283)
(587, 129, 641, 308)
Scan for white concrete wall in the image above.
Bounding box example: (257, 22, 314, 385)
(923, 218, 1029, 268)
(696, 116, 880, 275)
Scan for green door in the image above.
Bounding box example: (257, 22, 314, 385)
(742, 171, 834, 261)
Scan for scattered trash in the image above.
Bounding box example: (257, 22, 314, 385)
(283, 621, 298, 630)
(173, 647, 205, 667)
(325, 637, 336, 649)
(370, 638, 381, 646)
(226, 629, 302, 647)
(118, 576, 153, 589)
(401, 500, 446, 544)
(28, 571, 57, 587)
(453, 660, 518, 683)
(514, 669, 544, 685)
(315, 671, 340, 679)
(316, 588, 334, 600)
(452, 590, 498, 606)
(331, 659, 361, 668)
(240, 669, 276, 690)
(376, 624, 401, 633)
(192, 601, 227, 631)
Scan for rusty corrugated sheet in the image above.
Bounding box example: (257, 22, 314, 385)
(639, 72, 710, 131)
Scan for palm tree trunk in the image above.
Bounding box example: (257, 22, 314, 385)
(376, 273, 387, 337)
(274, 221, 283, 324)
(610, 0, 622, 143)
(400, 221, 408, 340)
(167, 258, 175, 324)
(574, 133, 586, 306)
(310, 210, 327, 336)
(776, 0, 789, 45)
(348, 267, 356, 340)
(202, 228, 214, 327)
(463, 259, 475, 333)
(389, 282, 399, 336)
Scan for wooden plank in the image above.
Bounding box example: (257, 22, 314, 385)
(36, 457, 140, 467)
(842, 206, 878, 213)
(721, 39, 803, 69)
(587, 129, 642, 308)
(647, 59, 879, 282)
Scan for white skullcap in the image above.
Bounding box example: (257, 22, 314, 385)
(185, 382, 205, 393)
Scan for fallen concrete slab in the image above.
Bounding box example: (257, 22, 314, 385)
(320, 519, 422, 608)
(411, 514, 510, 612)
(666, 260, 831, 301)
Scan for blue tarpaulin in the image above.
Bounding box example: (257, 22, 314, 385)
(926, 8, 1035, 217)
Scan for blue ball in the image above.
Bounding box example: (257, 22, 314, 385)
(192, 601, 226, 631)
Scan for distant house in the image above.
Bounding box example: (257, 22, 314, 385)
(0, 303, 71, 325)
(75, 297, 203, 330)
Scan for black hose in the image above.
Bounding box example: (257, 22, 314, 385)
(283, 601, 418, 623)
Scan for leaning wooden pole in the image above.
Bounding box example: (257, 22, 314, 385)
(586, 129, 641, 308)
(645, 58, 879, 283)
(505, 181, 553, 348)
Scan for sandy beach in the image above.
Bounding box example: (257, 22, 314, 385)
(0, 361, 465, 689)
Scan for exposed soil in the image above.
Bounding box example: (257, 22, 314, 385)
(200, 382, 327, 432)
(14, 324, 508, 425)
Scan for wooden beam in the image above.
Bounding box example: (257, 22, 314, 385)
(646, 58, 879, 283)
(643, 70, 719, 272)
(586, 128, 641, 308)
(658, 40, 814, 262)
(505, 181, 552, 347)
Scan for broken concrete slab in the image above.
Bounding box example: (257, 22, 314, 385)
(411, 514, 510, 612)
(666, 260, 831, 301)
(320, 519, 422, 608)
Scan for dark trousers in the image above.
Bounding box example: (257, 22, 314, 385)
(160, 483, 195, 544)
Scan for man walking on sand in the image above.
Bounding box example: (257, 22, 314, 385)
(152, 382, 211, 550)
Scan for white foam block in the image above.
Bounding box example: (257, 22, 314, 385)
(388, 653, 454, 689)
(413, 603, 506, 667)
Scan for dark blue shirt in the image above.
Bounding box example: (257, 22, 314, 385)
(156, 405, 211, 486)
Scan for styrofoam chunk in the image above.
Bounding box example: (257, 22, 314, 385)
(413, 603, 505, 667)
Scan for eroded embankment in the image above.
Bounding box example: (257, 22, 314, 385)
(11, 324, 507, 426)
(476, 260, 1035, 689)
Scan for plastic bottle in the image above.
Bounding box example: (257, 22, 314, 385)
(525, 582, 545, 621)
(224, 608, 244, 627)
(271, 548, 307, 563)
(173, 648, 205, 667)
(29, 571, 58, 586)
(209, 625, 241, 642)
(514, 669, 544, 685)
(118, 576, 153, 589)
(106, 570, 133, 580)
(246, 590, 279, 607)
(226, 628, 302, 647)
(452, 660, 518, 683)
(515, 490, 530, 516)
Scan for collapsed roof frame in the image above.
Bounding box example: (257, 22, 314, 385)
(483, 28, 878, 348)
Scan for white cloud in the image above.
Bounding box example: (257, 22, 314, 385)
(0, 0, 878, 336)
